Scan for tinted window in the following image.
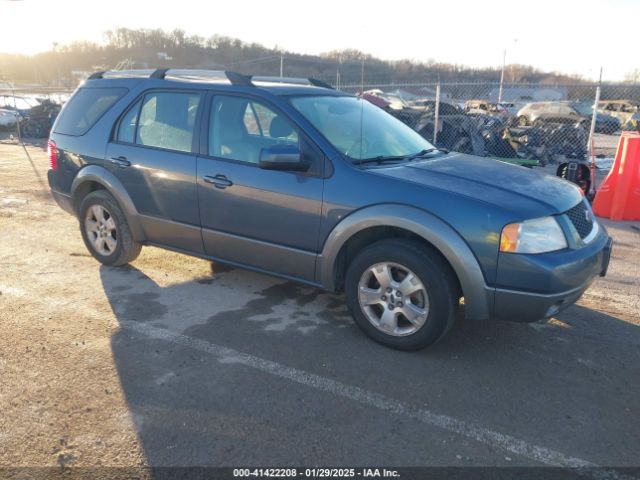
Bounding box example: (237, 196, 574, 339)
(210, 96, 298, 164)
(54, 87, 127, 136)
(117, 99, 141, 143)
(135, 92, 200, 153)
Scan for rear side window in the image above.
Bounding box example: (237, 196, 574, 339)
(54, 87, 127, 136)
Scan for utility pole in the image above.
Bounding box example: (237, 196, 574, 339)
(498, 39, 517, 104)
(498, 49, 506, 104)
(280, 53, 284, 78)
(361, 56, 365, 93)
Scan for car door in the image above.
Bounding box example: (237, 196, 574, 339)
(196, 93, 324, 282)
(106, 90, 205, 253)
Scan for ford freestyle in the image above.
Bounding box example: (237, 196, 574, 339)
(47, 69, 613, 350)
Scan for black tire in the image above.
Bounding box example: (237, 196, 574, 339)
(78, 190, 141, 266)
(344, 239, 458, 351)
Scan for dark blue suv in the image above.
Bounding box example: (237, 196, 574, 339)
(47, 69, 613, 350)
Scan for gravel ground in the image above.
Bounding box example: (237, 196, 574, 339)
(0, 144, 638, 475)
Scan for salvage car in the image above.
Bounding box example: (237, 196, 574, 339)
(464, 99, 509, 119)
(0, 108, 19, 130)
(47, 69, 613, 350)
(598, 100, 638, 125)
(623, 112, 640, 132)
(516, 102, 583, 126)
(572, 102, 620, 134)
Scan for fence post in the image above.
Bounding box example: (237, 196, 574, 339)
(588, 84, 601, 157)
(587, 83, 602, 197)
(433, 83, 441, 146)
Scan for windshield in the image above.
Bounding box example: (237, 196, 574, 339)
(290, 95, 433, 161)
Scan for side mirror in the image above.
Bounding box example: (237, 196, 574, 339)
(259, 144, 310, 172)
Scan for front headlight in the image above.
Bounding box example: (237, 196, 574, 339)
(500, 216, 568, 254)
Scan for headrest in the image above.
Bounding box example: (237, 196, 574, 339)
(269, 115, 294, 138)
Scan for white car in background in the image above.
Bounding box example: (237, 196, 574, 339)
(0, 108, 19, 130)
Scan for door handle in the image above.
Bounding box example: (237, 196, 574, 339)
(203, 174, 233, 189)
(108, 156, 131, 168)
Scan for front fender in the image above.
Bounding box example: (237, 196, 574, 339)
(71, 165, 145, 242)
(316, 204, 493, 321)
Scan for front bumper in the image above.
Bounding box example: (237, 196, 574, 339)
(492, 229, 613, 323)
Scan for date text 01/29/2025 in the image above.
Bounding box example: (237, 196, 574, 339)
(232, 468, 400, 478)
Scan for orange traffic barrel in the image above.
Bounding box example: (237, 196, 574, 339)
(593, 132, 640, 221)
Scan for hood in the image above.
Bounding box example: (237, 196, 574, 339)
(370, 153, 583, 218)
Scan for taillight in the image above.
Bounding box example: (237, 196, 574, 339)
(47, 139, 58, 170)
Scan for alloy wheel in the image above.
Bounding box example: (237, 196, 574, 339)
(357, 262, 430, 336)
(85, 205, 117, 256)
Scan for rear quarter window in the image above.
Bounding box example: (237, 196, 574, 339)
(54, 87, 127, 136)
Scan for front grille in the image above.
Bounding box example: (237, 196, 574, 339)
(565, 200, 594, 239)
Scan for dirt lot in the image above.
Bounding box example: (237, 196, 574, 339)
(0, 143, 639, 476)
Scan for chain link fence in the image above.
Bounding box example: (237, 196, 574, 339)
(335, 81, 640, 173)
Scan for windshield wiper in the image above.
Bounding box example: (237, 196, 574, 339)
(352, 148, 448, 166)
(351, 155, 407, 166)
(404, 147, 449, 161)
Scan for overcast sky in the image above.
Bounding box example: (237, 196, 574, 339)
(1, 0, 637, 81)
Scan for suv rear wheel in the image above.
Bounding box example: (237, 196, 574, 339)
(345, 239, 458, 350)
(79, 190, 141, 266)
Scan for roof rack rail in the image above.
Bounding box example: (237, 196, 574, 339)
(86, 69, 334, 90)
(251, 76, 334, 89)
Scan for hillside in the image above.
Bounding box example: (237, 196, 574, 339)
(0, 28, 586, 86)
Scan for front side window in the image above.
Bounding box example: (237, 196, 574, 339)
(210, 96, 298, 164)
(135, 92, 201, 153)
(290, 95, 433, 161)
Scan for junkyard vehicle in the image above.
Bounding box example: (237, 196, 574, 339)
(623, 112, 640, 132)
(0, 108, 19, 130)
(47, 69, 613, 350)
(497, 102, 520, 117)
(598, 100, 638, 125)
(18, 99, 61, 138)
(464, 99, 508, 119)
(501, 122, 588, 165)
(0, 95, 39, 117)
(360, 91, 424, 130)
(409, 99, 462, 114)
(516, 102, 582, 126)
(415, 108, 489, 155)
(360, 89, 406, 111)
(572, 102, 620, 134)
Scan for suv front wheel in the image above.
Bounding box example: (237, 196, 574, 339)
(79, 190, 141, 266)
(345, 239, 458, 350)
